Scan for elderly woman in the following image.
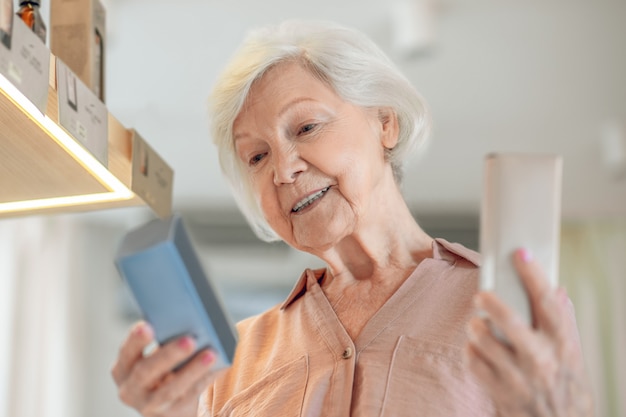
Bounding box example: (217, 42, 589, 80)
(112, 20, 594, 417)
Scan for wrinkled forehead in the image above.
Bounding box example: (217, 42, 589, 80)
(233, 60, 337, 131)
(242, 58, 333, 110)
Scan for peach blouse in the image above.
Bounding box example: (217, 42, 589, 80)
(200, 239, 495, 416)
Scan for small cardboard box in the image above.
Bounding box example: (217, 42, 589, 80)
(130, 129, 174, 219)
(49, 0, 105, 102)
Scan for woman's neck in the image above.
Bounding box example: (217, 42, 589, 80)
(314, 190, 432, 340)
(316, 190, 433, 287)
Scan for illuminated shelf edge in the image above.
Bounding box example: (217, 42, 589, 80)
(0, 54, 172, 218)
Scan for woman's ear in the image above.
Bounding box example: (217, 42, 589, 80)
(378, 107, 400, 150)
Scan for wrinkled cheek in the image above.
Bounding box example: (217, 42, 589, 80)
(258, 194, 291, 239)
(249, 177, 274, 221)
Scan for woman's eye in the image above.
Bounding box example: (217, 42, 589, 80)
(249, 153, 266, 166)
(298, 123, 316, 135)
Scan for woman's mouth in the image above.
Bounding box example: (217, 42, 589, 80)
(291, 187, 331, 213)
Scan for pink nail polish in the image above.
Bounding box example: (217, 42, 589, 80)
(178, 337, 193, 350)
(519, 248, 533, 263)
(201, 351, 215, 365)
(133, 324, 145, 336)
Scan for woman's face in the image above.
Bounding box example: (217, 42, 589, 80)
(233, 61, 398, 252)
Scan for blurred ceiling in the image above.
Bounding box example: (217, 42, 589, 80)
(98, 0, 625, 220)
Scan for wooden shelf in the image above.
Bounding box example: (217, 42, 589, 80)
(0, 53, 172, 219)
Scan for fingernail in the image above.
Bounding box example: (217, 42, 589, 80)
(518, 248, 533, 263)
(133, 322, 151, 337)
(133, 323, 145, 336)
(201, 351, 215, 365)
(178, 336, 194, 350)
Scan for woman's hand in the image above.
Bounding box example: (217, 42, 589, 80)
(465, 248, 594, 417)
(111, 321, 220, 417)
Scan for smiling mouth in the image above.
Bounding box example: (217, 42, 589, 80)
(292, 187, 331, 213)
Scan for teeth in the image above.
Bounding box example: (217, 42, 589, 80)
(292, 187, 330, 212)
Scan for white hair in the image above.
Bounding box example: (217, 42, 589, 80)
(209, 20, 431, 242)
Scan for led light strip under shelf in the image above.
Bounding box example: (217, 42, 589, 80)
(0, 73, 134, 214)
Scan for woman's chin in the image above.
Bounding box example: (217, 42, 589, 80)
(291, 220, 351, 254)
(277, 196, 355, 252)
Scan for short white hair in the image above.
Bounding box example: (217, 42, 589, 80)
(209, 20, 431, 242)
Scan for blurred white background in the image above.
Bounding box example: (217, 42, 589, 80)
(1, 0, 625, 416)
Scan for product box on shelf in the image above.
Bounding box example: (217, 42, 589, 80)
(130, 129, 174, 219)
(50, 0, 105, 102)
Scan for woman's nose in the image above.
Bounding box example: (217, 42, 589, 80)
(272, 146, 306, 185)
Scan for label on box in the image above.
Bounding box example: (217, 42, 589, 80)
(131, 129, 174, 218)
(0, 16, 49, 113)
(56, 58, 108, 166)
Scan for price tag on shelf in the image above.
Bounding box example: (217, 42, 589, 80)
(56, 58, 108, 166)
(0, 16, 50, 114)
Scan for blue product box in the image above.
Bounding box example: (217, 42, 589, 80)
(115, 213, 237, 370)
